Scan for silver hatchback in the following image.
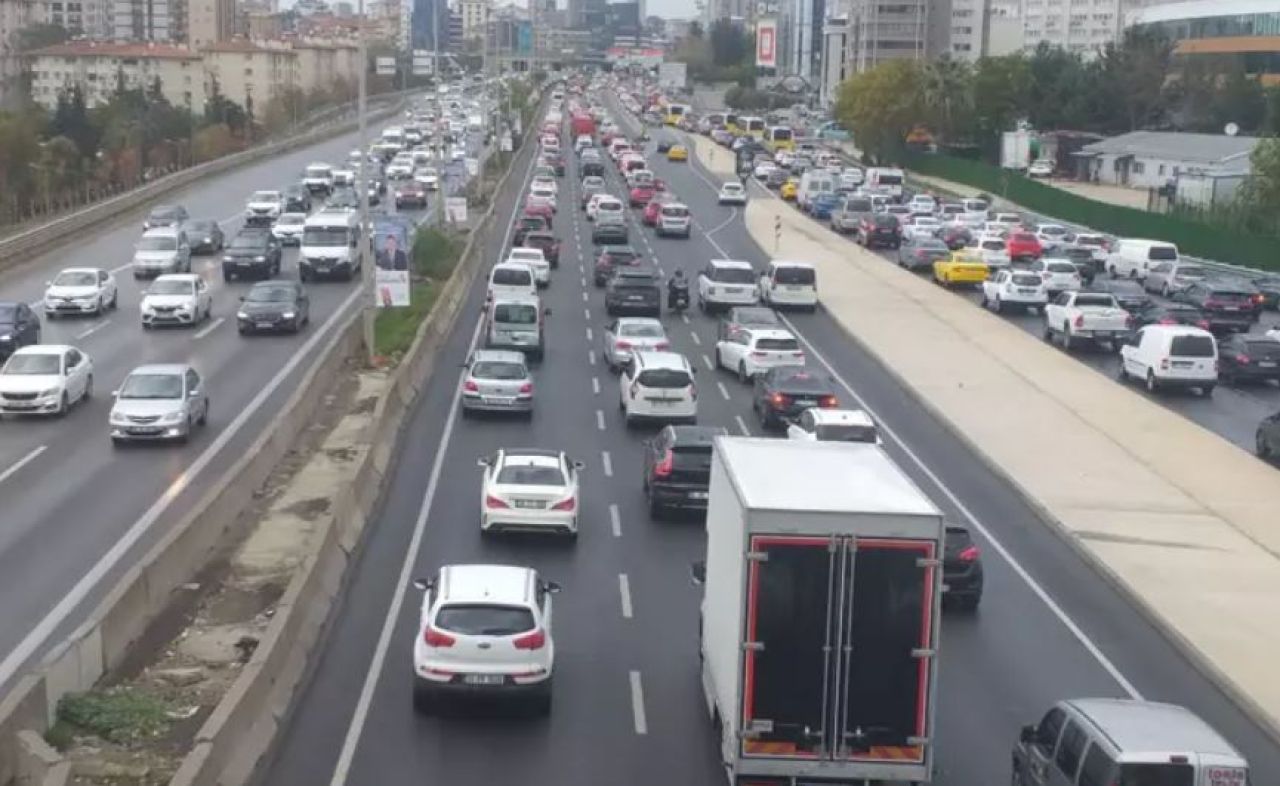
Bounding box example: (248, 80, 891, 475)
(460, 349, 534, 416)
(603, 317, 669, 371)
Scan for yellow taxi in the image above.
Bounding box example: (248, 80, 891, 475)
(667, 144, 689, 162)
(780, 178, 799, 201)
(933, 249, 989, 287)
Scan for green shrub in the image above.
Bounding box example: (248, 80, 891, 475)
(55, 688, 172, 745)
(411, 226, 464, 281)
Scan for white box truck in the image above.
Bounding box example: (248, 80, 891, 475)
(699, 437, 943, 785)
(1001, 130, 1032, 170)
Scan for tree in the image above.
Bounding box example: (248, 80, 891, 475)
(708, 19, 749, 68)
(1023, 44, 1094, 131)
(835, 60, 924, 160)
(1234, 137, 1280, 234)
(50, 85, 99, 161)
(1097, 27, 1175, 131)
(688, 21, 704, 39)
(919, 55, 971, 143)
(204, 77, 247, 134)
(1211, 63, 1265, 134)
(0, 111, 42, 213)
(15, 23, 69, 52)
(969, 55, 1031, 154)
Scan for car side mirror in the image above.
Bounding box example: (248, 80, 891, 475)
(476, 457, 489, 468)
(572, 460, 586, 470)
(44, 281, 51, 286)
(544, 307, 552, 316)
(412, 578, 435, 592)
(542, 581, 562, 594)
(239, 296, 246, 301)
(188, 389, 200, 398)
(1020, 724, 1037, 744)
(691, 561, 706, 586)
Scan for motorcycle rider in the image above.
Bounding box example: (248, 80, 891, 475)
(667, 269, 689, 309)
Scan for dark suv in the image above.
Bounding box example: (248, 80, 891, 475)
(1173, 282, 1255, 333)
(858, 213, 901, 249)
(594, 246, 642, 287)
(222, 229, 283, 281)
(0, 302, 41, 361)
(943, 524, 984, 611)
(283, 185, 312, 213)
(641, 425, 728, 518)
(1217, 334, 1280, 385)
(605, 267, 661, 317)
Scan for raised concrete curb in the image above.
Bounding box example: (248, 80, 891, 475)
(742, 195, 1280, 749)
(0, 93, 410, 273)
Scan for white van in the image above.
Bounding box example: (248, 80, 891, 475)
(697, 259, 759, 312)
(299, 210, 360, 281)
(1118, 324, 1217, 396)
(618, 351, 697, 426)
(866, 167, 905, 199)
(759, 260, 818, 311)
(485, 293, 545, 361)
(1107, 238, 1180, 280)
(486, 262, 537, 301)
(797, 170, 836, 212)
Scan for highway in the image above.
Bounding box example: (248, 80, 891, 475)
(0, 100, 481, 689)
(258, 98, 1280, 784)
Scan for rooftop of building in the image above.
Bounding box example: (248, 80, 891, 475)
(29, 41, 201, 59)
(1128, 0, 1280, 26)
(1078, 130, 1258, 166)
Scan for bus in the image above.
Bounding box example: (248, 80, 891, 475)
(664, 103, 691, 126)
(741, 116, 767, 138)
(764, 126, 795, 152)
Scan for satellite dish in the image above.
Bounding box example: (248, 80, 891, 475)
(1225, 122, 1240, 137)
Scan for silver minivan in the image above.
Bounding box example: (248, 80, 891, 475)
(485, 294, 547, 362)
(132, 227, 191, 279)
(1013, 699, 1248, 786)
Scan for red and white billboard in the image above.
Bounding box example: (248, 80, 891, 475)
(756, 18, 777, 69)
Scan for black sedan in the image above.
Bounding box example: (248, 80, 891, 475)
(594, 246, 642, 287)
(1128, 302, 1209, 333)
(222, 229, 283, 282)
(1098, 278, 1151, 314)
(394, 182, 428, 209)
(326, 188, 360, 211)
(592, 220, 629, 246)
(283, 185, 312, 214)
(187, 220, 225, 254)
(0, 301, 41, 361)
(943, 524, 984, 611)
(751, 367, 839, 429)
(937, 225, 972, 251)
(1251, 276, 1280, 310)
(237, 281, 310, 335)
(1217, 334, 1280, 385)
(642, 425, 727, 518)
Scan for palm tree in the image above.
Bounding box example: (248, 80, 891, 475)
(920, 55, 972, 144)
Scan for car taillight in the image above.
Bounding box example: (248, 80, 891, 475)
(551, 497, 576, 511)
(1160, 357, 1170, 370)
(1197, 319, 1210, 329)
(629, 381, 639, 399)
(1073, 314, 1084, 328)
(689, 384, 697, 400)
(1236, 354, 1251, 365)
(958, 545, 980, 562)
(655, 341, 670, 350)
(519, 382, 533, 394)
(1158, 317, 1175, 325)
(485, 495, 509, 509)
(423, 627, 455, 647)
(820, 395, 838, 408)
(1041, 272, 1051, 280)
(615, 340, 632, 350)
(513, 629, 546, 650)
(1253, 293, 1265, 304)
(750, 350, 767, 358)
(769, 392, 788, 407)
(653, 449, 674, 477)
(463, 379, 479, 392)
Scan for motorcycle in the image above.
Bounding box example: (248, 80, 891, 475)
(668, 281, 690, 313)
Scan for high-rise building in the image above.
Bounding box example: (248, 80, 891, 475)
(112, 0, 181, 42)
(780, 0, 824, 80)
(411, 0, 448, 51)
(45, 0, 114, 38)
(819, 12, 850, 105)
(459, 0, 489, 44)
(187, 0, 233, 45)
(846, 0, 926, 71)
(1022, 0, 1124, 55)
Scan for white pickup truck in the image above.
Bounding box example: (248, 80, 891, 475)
(1043, 290, 1131, 351)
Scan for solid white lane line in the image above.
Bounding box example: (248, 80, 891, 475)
(193, 316, 224, 340)
(0, 445, 47, 486)
(1, 283, 366, 693)
(689, 331, 701, 346)
(705, 207, 739, 238)
(777, 314, 1143, 700)
(735, 415, 751, 436)
(702, 353, 714, 371)
(601, 450, 613, 477)
(609, 503, 621, 537)
(75, 320, 111, 340)
(618, 573, 633, 619)
(328, 135, 545, 786)
(596, 409, 605, 431)
(588, 349, 597, 366)
(717, 381, 730, 400)
(592, 376, 600, 395)
(629, 671, 648, 735)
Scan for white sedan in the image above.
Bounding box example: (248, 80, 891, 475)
(0, 344, 93, 416)
(718, 182, 748, 205)
(478, 449, 584, 538)
(603, 317, 669, 370)
(786, 408, 881, 444)
(140, 274, 212, 328)
(44, 267, 118, 318)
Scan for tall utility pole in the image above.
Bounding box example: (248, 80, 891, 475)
(358, 0, 375, 363)
(433, 3, 444, 228)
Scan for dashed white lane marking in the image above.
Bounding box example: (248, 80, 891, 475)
(586, 326, 593, 341)
(629, 671, 648, 735)
(735, 415, 751, 436)
(609, 503, 621, 537)
(193, 316, 224, 340)
(618, 574, 633, 619)
(681, 313, 691, 325)
(75, 320, 111, 340)
(581, 276, 587, 287)
(588, 349, 597, 366)
(702, 353, 714, 371)
(601, 450, 613, 477)
(592, 376, 600, 395)
(596, 409, 605, 431)
(689, 331, 701, 346)
(0, 445, 47, 486)
(584, 307, 591, 320)
(716, 381, 730, 400)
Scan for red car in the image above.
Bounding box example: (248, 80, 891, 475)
(512, 214, 550, 246)
(524, 199, 555, 223)
(523, 231, 560, 268)
(1005, 232, 1043, 261)
(393, 182, 427, 208)
(643, 195, 674, 226)
(629, 184, 656, 208)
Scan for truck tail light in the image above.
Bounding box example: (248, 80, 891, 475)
(513, 629, 546, 650)
(820, 395, 838, 408)
(423, 627, 455, 648)
(615, 340, 632, 350)
(1074, 314, 1084, 329)
(1160, 357, 1170, 371)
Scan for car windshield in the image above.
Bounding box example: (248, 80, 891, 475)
(230, 234, 267, 250)
(496, 462, 565, 485)
(303, 228, 348, 246)
(757, 337, 799, 351)
(1075, 294, 1116, 308)
(252, 191, 279, 201)
(712, 267, 755, 284)
(1076, 236, 1106, 247)
(1148, 245, 1178, 261)
(305, 167, 330, 178)
(278, 215, 305, 225)
(188, 221, 214, 232)
(0, 304, 14, 321)
(3, 353, 59, 375)
(149, 208, 181, 220)
(1169, 335, 1215, 357)
(472, 361, 526, 380)
(493, 303, 538, 324)
(774, 266, 815, 284)
(246, 285, 295, 303)
(1012, 273, 1041, 287)
(148, 280, 193, 296)
(615, 274, 657, 289)
(492, 269, 532, 286)
(53, 271, 97, 287)
(137, 237, 177, 251)
(619, 322, 663, 338)
(434, 604, 535, 637)
(874, 215, 899, 227)
(981, 240, 1005, 251)
(1046, 262, 1077, 274)
(119, 373, 183, 399)
(1177, 266, 1207, 278)
(819, 424, 879, 443)
(636, 369, 692, 388)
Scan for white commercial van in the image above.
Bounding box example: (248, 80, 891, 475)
(797, 170, 836, 212)
(866, 167, 906, 199)
(1107, 238, 1180, 280)
(759, 261, 818, 311)
(1118, 324, 1217, 396)
(486, 263, 537, 302)
(299, 210, 360, 281)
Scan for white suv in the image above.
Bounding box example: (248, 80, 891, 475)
(656, 203, 691, 238)
(619, 351, 697, 427)
(716, 327, 805, 382)
(697, 259, 758, 313)
(412, 564, 560, 715)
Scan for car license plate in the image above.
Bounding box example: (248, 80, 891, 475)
(1260, 361, 1277, 368)
(627, 295, 644, 301)
(1223, 306, 1239, 311)
(689, 491, 708, 500)
(514, 499, 544, 509)
(5, 403, 34, 410)
(463, 674, 504, 686)
(941, 583, 952, 592)
(483, 396, 515, 405)
(238, 261, 252, 267)
(1018, 288, 1037, 294)
(130, 427, 162, 435)
(795, 399, 816, 408)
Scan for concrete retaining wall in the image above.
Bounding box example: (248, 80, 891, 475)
(0, 93, 411, 273)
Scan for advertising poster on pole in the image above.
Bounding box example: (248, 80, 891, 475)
(373, 224, 411, 307)
(375, 56, 397, 76)
(755, 19, 778, 69)
(445, 197, 468, 224)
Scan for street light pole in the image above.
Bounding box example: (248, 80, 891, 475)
(358, 0, 375, 364)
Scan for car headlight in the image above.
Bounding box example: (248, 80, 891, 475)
(282, 311, 296, 320)
(38, 387, 60, 398)
(109, 411, 129, 425)
(161, 411, 185, 424)
(236, 311, 249, 320)
(254, 256, 266, 262)
(223, 256, 234, 262)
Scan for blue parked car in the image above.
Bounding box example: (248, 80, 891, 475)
(809, 192, 842, 220)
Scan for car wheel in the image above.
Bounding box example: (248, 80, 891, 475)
(56, 392, 69, 417)
(83, 375, 93, 402)
(198, 401, 208, 426)
(1042, 323, 1053, 342)
(1117, 362, 1128, 382)
(1061, 326, 1074, 351)
(94, 295, 105, 316)
(648, 492, 664, 519)
(1201, 384, 1214, 398)
(738, 362, 749, 384)
(994, 297, 1004, 314)
(1256, 431, 1272, 458)
(1145, 370, 1159, 393)
(224, 270, 235, 283)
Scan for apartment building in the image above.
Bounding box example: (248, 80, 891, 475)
(459, 0, 489, 44)
(847, 0, 928, 71)
(44, 0, 113, 38)
(27, 40, 204, 110)
(1, 0, 40, 106)
(202, 39, 299, 110)
(187, 0, 233, 45)
(112, 0, 181, 42)
(1022, 0, 1123, 55)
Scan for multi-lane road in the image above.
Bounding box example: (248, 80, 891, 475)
(0, 101, 479, 689)
(258, 98, 1280, 784)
